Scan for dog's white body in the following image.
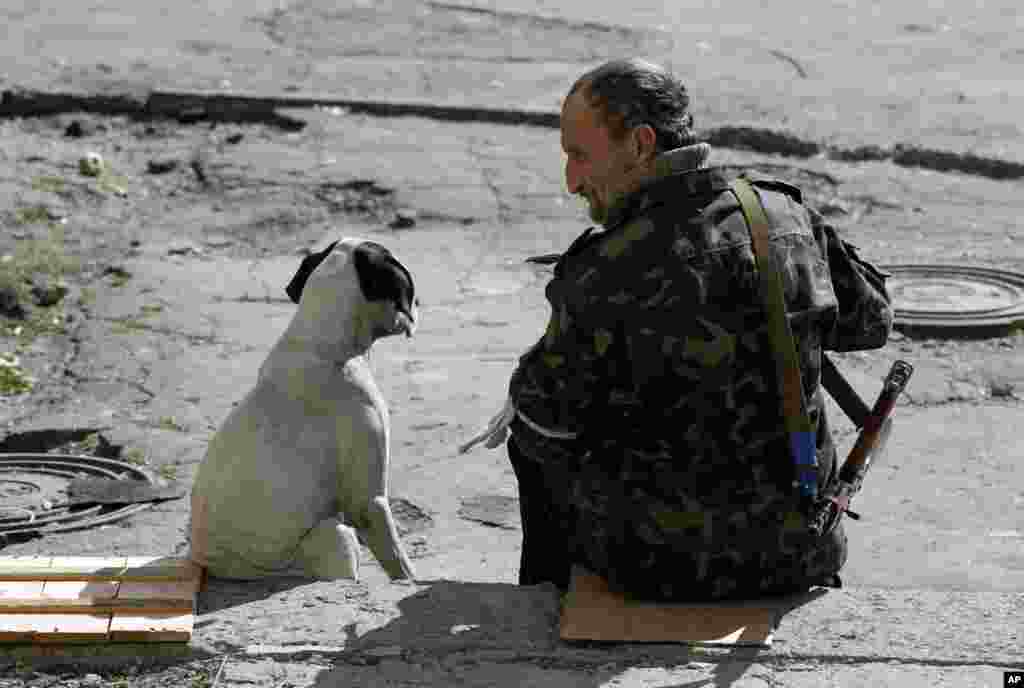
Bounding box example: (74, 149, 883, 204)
(189, 238, 417, 581)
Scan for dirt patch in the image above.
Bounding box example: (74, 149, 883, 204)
(458, 494, 519, 530)
(313, 179, 400, 225)
(391, 496, 435, 536)
(0, 659, 224, 688)
(0, 427, 111, 454)
(0, 113, 428, 264)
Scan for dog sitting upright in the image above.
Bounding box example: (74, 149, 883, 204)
(189, 238, 418, 581)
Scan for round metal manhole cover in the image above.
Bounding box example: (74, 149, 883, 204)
(0, 453, 156, 538)
(882, 264, 1024, 337)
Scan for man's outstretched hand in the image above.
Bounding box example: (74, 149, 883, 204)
(459, 397, 515, 454)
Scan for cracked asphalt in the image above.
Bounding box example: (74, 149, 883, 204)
(0, 0, 1022, 686)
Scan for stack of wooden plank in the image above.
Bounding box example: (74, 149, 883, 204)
(0, 556, 203, 645)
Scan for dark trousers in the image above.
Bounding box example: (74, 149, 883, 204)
(508, 434, 847, 599)
(507, 436, 573, 591)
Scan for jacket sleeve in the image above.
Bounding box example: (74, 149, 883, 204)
(508, 278, 613, 433)
(809, 207, 894, 352)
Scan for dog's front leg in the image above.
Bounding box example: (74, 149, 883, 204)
(365, 495, 416, 580)
(349, 404, 417, 581)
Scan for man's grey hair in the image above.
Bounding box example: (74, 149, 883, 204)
(569, 58, 697, 152)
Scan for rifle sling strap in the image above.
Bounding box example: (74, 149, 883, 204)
(730, 178, 819, 499)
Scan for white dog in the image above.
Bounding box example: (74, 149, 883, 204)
(189, 237, 418, 581)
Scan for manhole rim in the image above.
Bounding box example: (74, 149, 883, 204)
(0, 452, 157, 537)
(0, 453, 152, 478)
(880, 263, 1024, 333)
(889, 278, 1024, 317)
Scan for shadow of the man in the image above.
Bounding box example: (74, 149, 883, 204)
(308, 580, 830, 688)
(644, 587, 831, 688)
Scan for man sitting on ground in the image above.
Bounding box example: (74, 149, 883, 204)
(466, 58, 893, 601)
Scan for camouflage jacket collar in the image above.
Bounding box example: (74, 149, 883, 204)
(602, 142, 714, 231)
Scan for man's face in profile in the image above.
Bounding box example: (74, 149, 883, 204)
(560, 88, 644, 225)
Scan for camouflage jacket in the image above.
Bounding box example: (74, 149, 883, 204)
(507, 146, 893, 595)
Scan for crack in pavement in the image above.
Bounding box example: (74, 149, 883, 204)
(767, 49, 809, 79)
(454, 138, 518, 296)
(768, 653, 1024, 671)
(425, 0, 661, 37)
(418, 61, 435, 97)
(73, 375, 157, 400)
(213, 295, 295, 305)
(95, 316, 221, 344)
(235, 644, 1024, 672)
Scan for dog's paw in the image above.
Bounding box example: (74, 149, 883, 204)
(296, 517, 361, 580)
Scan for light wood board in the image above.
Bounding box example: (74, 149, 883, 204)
(0, 556, 200, 644)
(559, 567, 777, 647)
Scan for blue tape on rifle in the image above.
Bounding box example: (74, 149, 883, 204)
(790, 431, 818, 498)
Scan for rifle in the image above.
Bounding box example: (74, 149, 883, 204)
(821, 357, 914, 521)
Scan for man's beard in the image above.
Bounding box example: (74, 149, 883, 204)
(581, 160, 636, 226)
(580, 192, 607, 225)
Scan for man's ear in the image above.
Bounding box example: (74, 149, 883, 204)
(285, 240, 339, 304)
(632, 124, 658, 160)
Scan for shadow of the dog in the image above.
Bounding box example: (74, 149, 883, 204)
(196, 574, 320, 615)
(344, 579, 564, 653)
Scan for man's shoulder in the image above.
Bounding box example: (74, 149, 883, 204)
(556, 168, 813, 269)
(732, 172, 809, 219)
(645, 166, 806, 204)
(644, 166, 735, 203)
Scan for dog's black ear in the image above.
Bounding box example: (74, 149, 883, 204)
(285, 241, 339, 304)
(352, 241, 415, 317)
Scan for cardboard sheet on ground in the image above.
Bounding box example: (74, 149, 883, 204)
(559, 566, 777, 647)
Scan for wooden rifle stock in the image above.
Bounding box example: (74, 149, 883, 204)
(829, 360, 914, 520)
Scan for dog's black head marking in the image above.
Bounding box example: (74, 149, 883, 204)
(353, 241, 416, 318)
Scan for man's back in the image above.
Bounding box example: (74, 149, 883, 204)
(510, 166, 892, 600)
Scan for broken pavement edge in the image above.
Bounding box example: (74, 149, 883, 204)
(3, 86, 1024, 181)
